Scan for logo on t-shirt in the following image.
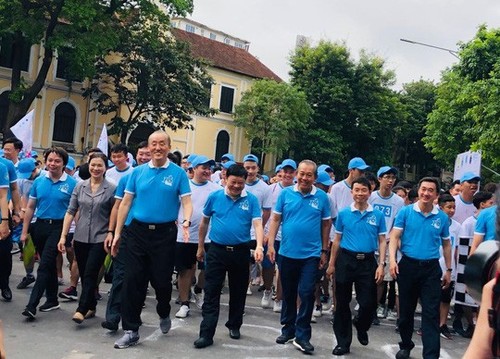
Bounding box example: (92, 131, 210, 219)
(431, 218, 442, 229)
(163, 175, 173, 187)
(3, 173, 8, 181)
(59, 183, 70, 194)
(239, 200, 249, 211)
(366, 214, 377, 226)
(309, 198, 319, 209)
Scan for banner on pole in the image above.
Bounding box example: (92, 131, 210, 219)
(10, 110, 34, 157)
(453, 151, 481, 181)
(97, 125, 108, 157)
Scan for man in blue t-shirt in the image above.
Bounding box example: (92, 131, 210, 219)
(267, 160, 331, 354)
(327, 177, 387, 356)
(193, 164, 263, 349)
(111, 131, 192, 349)
(0, 162, 12, 301)
(389, 177, 452, 359)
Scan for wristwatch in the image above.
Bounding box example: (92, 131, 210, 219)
(182, 220, 191, 227)
(446, 268, 452, 272)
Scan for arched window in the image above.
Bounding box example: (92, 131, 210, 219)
(0, 91, 10, 133)
(214, 130, 230, 162)
(128, 123, 155, 145)
(53, 102, 76, 143)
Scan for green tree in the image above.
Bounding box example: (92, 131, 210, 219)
(234, 79, 311, 169)
(289, 41, 402, 171)
(424, 25, 500, 167)
(0, 0, 192, 133)
(84, 20, 214, 143)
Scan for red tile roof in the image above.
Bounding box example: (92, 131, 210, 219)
(172, 28, 282, 82)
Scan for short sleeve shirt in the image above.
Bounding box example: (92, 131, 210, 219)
(328, 180, 353, 220)
(369, 191, 404, 236)
(29, 172, 77, 219)
(453, 195, 476, 224)
(474, 205, 497, 241)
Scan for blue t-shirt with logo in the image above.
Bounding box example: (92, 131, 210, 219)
(0, 157, 17, 201)
(394, 202, 450, 260)
(203, 189, 261, 245)
(275, 185, 331, 259)
(29, 172, 77, 219)
(0, 162, 9, 218)
(336, 203, 387, 253)
(125, 161, 190, 223)
(115, 173, 134, 226)
(474, 205, 497, 241)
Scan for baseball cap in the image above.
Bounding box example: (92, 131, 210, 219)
(316, 171, 334, 186)
(17, 158, 36, 179)
(243, 154, 259, 164)
(460, 172, 481, 183)
(66, 156, 76, 171)
(221, 153, 234, 162)
(222, 160, 236, 169)
(191, 155, 215, 168)
(377, 166, 398, 178)
(262, 175, 270, 183)
(318, 164, 333, 173)
(275, 164, 283, 173)
(186, 154, 198, 164)
(30, 150, 39, 158)
(281, 159, 297, 170)
(348, 157, 370, 170)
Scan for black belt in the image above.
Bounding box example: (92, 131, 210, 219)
(402, 255, 439, 266)
(211, 241, 249, 252)
(37, 218, 63, 225)
(341, 248, 375, 260)
(132, 219, 176, 230)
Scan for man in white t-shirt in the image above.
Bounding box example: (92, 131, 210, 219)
(106, 144, 134, 185)
(452, 172, 480, 224)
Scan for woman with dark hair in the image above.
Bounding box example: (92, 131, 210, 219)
(57, 153, 116, 323)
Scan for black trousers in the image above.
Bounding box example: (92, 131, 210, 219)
(74, 241, 107, 315)
(199, 242, 250, 340)
(397, 256, 441, 359)
(333, 249, 377, 348)
(121, 220, 177, 331)
(105, 228, 128, 325)
(27, 221, 63, 310)
(0, 235, 12, 289)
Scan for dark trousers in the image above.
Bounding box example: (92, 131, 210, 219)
(279, 255, 319, 342)
(397, 256, 441, 359)
(121, 220, 177, 331)
(0, 235, 13, 289)
(105, 231, 128, 325)
(199, 243, 250, 339)
(27, 221, 62, 309)
(333, 250, 377, 348)
(74, 241, 107, 315)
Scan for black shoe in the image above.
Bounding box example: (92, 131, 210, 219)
(1, 286, 12, 301)
(22, 306, 36, 320)
(332, 345, 350, 356)
(463, 324, 475, 338)
(17, 275, 35, 289)
(396, 349, 411, 359)
(194, 337, 213, 349)
(276, 333, 295, 344)
(39, 301, 60, 312)
(357, 329, 369, 346)
(229, 328, 240, 339)
(101, 320, 119, 331)
(293, 339, 314, 354)
(372, 317, 380, 325)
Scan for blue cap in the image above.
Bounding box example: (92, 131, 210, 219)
(191, 155, 215, 168)
(222, 160, 236, 169)
(30, 150, 38, 158)
(17, 158, 36, 179)
(187, 154, 198, 164)
(243, 154, 259, 164)
(348, 157, 370, 170)
(275, 164, 283, 173)
(66, 156, 76, 171)
(221, 153, 234, 162)
(460, 171, 481, 183)
(377, 166, 398, 178)
(281, 159, 297, 170)
(262, 175, 270, 183)
(318, 164, 333, 173)
(316, 171, 334, 186)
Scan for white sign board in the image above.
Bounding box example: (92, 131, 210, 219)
(453, 151, 481, 181)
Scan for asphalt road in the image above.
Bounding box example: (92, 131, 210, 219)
(1, 258, 470, 358)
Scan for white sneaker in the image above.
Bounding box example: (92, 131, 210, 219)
(246, 285, 252, 296)
(322, 297, 331, 311)
(310, 314, 317, 323)
(190, 288, 198, 304)
(175, 305, 190, 318)
(195, 293, 204, 309)
(376, 305, 386, 318)
(415, 303, 422, 314)
(354, 303, 360, 311)
(261, 290, 272, 308)
(313, 305, 322, 317)
(386, 309, 397, 321)
(273, 300, 282, 313)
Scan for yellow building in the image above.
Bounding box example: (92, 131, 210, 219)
(0, 19, 281, 170)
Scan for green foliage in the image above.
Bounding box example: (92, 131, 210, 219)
(424, 25, 500, 167)
(84, 17, 214, 142)
(234, 79, 311, 166)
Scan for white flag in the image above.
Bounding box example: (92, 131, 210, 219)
(10, 109, 34, 157)
(97, 125, 108, 157)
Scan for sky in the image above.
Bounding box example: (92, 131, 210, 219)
(190, 0, 500, 89)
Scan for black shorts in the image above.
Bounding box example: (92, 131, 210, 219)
(65, 233, 74, 247)
(175, 242, 198, 271)
(441, 281, 455, 303)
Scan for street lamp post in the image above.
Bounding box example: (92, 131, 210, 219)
(400, 38, 459, 59)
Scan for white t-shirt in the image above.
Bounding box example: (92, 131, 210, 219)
(245, 179, 272, 240)
(177, 180, 221, 244)
(106, 166, 134, 186)
(439, 218, 461, 280)
(328, 180, 353, 219)
(369, 191, 405, 237)
(265, 182, 288, 241)
(452, 194, 475, 224)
